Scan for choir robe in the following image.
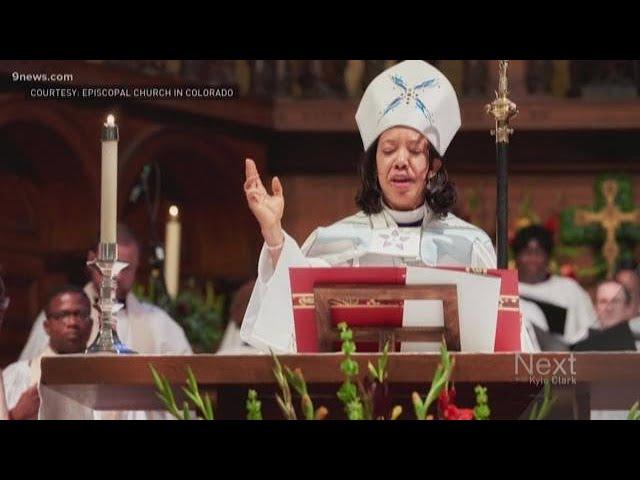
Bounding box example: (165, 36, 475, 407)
(519, 275, 597, 345)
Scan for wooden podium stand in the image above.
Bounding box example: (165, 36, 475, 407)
(314, 284, 460, 351)
(40, 352, 640, 420)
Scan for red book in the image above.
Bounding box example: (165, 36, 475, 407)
(289, 266, 521, 352)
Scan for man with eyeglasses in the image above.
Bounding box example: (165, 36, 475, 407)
(19, 224, 191, 361)
(2, 285, 92, 420)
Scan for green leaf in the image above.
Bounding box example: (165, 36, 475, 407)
(367, 362, 379, 382)
(182, 386, 202, 411)
(301, 395, 315, 420)
(149, 364, 163, 390)
(474, 404, 491, 421)
(203, 394, 214, 420)
(182, 402, 191, 421)
(338, 381, 357, 401)
(346, 400, 364, 420)
(341, 341, 356, 355)
(378, 341, 390, 381)
(246, 389, 263, 420)
(529, 382, 557, 420)
(162, 377, 178, 412)
(186, 367, 198, 393)
(412, 392, 427, 420)
(529, 402, 539, 421)
(271, 351, 296, 420)
(341, 359, 359, 377)
(424, 358, 451, 415)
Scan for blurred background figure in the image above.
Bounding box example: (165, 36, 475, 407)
(595, 280, 633, 329)
(614, 260, 640, 349)
(217, 279, 261, 355)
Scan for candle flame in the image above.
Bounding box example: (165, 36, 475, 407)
(169, 205, 179, 218)
(106, 114, 115, 126)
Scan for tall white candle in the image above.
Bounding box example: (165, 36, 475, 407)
(165, 205, 182, 299)
(100, 114, 118, 244)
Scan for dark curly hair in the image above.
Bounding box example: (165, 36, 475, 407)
(512, 225, 554, 257)
(354, 138, 457, 217)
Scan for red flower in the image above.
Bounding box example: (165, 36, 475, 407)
(443, 405, 475, 420)
(544, 215, 560, 235)
(559, 263, 576, 280)
(438, 387, 475, 420)
(438, 386, 456, 412)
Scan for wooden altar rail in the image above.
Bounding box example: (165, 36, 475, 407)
(40, 353, 640, 419)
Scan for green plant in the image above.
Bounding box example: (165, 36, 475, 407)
(136, 277, 225, 353)
(269, 350, 329, 420)
(627, 401, 640, 420)
(284, 366, 328, 420)
(150, 364, 214, 420)
(336, 322, 365, 420)
(412, 341, 455, 420)
(474, 385, 491, 420)
(271, 351, 297, 420)
(529, 381, 557, 420)
(362, 340, 402, 420)
(367, 340, 390, 384)
(559, 174, 640, 281)
(246, 389, 263, 420)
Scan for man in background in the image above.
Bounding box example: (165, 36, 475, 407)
(3, 285, 92, 419)
(614, 260, 640, 350)
(20, 224, 192, 360)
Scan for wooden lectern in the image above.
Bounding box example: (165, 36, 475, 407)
(314, 284, 460, 352)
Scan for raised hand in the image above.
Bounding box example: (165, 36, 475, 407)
(244, 158, 285, 247)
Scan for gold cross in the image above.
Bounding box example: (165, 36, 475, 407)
(575, 179, 640, 279)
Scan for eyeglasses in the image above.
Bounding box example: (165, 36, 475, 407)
(0, 297, 9, 311)
(48, 310, 91, 322)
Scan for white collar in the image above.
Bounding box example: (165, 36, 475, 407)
(382, 201, 428, 225)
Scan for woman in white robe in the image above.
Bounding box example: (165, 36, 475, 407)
(240, 60, 502, 353)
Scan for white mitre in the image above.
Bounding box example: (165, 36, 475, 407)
(355, 60, 461, 155)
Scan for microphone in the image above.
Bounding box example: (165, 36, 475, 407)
(129, 164, 152, 203)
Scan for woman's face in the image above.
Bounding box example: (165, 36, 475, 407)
(376, 127, 430, 211)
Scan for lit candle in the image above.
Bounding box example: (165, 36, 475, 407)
(164, 205, 181, 299)
(100, 114, 118, 244)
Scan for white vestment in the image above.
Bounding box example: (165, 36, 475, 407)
(0, 370, 7, 420)
(2, 347, 157, 420)
(519, 275, 597, 345)
(18, 284, 191, 419)
(20, 282, 192, 361)
(2, 347, 55, 415)
(217, 322, 263, 355)
(241, 206, 502, 353)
